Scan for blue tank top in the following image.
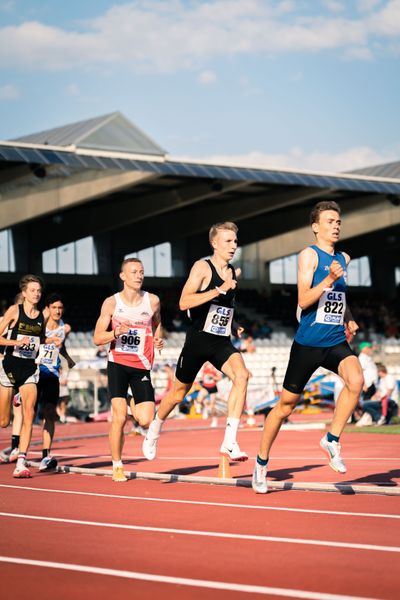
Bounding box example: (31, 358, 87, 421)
(295, 245, 347, 348)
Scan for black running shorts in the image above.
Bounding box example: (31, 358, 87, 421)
(2, 355, 39, 389)
(283, 340, 356, 395)
(175, 330, 239, 384)
(107, 361, 155, 404)
(37, 375, 60, 406)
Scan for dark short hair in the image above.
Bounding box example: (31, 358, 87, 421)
(19, 274, 43, 292)
(310, 201, 341, 225)
(45, 292, 64, 307)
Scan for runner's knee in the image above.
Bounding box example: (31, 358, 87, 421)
(0, 416, 10, 428)
(232, 368, 249, 388)
(345, 374, 364, 395)
(276, 400, 296, 419)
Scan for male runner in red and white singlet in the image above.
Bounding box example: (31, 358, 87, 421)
(94, 258, 163, 482)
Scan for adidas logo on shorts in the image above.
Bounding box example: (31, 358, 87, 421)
(141, 375, 149, 381)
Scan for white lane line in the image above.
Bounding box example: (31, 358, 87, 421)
(0, 556, 382, 600)
(1, 512, 399, 553)
(1, 484, 398, 520)
(27, 452, 400, 461)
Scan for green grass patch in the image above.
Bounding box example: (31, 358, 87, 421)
(345, 423, 400, 434)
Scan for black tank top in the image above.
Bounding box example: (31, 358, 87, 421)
(188, 259, 236, 334)
(5, 304, 45, 359)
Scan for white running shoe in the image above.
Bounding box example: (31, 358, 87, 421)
(219, 441, 248, 462)
(252, 461, 268, 494)
(320, 436, 347, 474)
(210, 417, 218, 428)
(13, 463, 31, 478)
(142, 423, 160, 460)
(355, 412, 373, 427)
(9, 448, 19, 463)
(0, 449, 11, 463)
(39, 456, 58, 471)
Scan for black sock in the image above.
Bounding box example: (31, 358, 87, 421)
(256, 455, 269, 467)
(42, 449, 49, 459)
(327, 432, 339, 443)
(11, 435, 20, 450)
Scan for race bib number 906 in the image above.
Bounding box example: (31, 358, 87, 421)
(115, 328, 145, 354)
(203, 304, 233, 336)
(316, 290, 346, 326)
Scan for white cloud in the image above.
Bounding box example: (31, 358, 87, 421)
(0, 83, 19, 100)
(0, 0, 398, 72)
(177, 145, 397, 173)
(197, 70, 217, 85)
(321, 0, 345, 13)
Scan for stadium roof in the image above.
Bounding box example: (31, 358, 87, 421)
(10, 112, 166, 157)
(350, 160, 400, 180)
(1, 139, 400, 194)
(1, 112, 400, 267)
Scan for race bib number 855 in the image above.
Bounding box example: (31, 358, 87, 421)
(203, 304, 233, 336)
(316, 290, 346, 326)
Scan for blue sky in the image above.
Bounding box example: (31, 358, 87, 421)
(0, 0, 400, 171)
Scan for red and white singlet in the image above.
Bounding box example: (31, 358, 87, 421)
(201, 362, 218, 389)
(108, 292, 154, 370)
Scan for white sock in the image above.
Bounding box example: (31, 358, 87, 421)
(16, 454, 26, 468)
(223, 417, 240, 446)
(151, 414, 164, 435)
(112, 460, 123, 468)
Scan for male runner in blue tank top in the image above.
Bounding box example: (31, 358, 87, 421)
(143, 221, 250, 462)
(252, 201, 363, 493)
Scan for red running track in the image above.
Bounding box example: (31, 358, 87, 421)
(0, 418, 399, 600)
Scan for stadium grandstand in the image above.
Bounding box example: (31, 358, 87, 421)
(1, 111, 399, 414)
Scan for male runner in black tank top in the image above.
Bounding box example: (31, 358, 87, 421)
(143, 221, 250, 462)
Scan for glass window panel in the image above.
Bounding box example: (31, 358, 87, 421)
(0, 230, 9, 271)
(155, 242, 172, 277)
(283, 254, 297, 284)
(57, 243, 75, 274)
(270, 258, 284, 284)
(76, 237, 98, 275)
(42, 248, 57, 273)
(138, 247, 155, 276)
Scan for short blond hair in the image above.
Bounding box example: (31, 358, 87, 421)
(209, 222, 238, 245)
(120, 257, 143, 272)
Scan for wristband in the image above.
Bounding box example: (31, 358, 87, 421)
(215, 286, 226, 295)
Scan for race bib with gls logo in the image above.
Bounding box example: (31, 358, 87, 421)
(203, 304, 233, 336)
(316, 290, 346, 326)
(115, 327, 146, 354)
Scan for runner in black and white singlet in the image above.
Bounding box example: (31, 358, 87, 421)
(252, 201, 364, 494)
(0, 275, 50, 478)
(93, 257, 163, 482)
(143, 221, 250, 462)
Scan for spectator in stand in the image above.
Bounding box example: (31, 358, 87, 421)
(356, 364, 398, 426)
(239, 334, 256, 354)
(171, 313, 185, 332)
(96, 345, 108, 359)
(358, 342, 378, 400)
